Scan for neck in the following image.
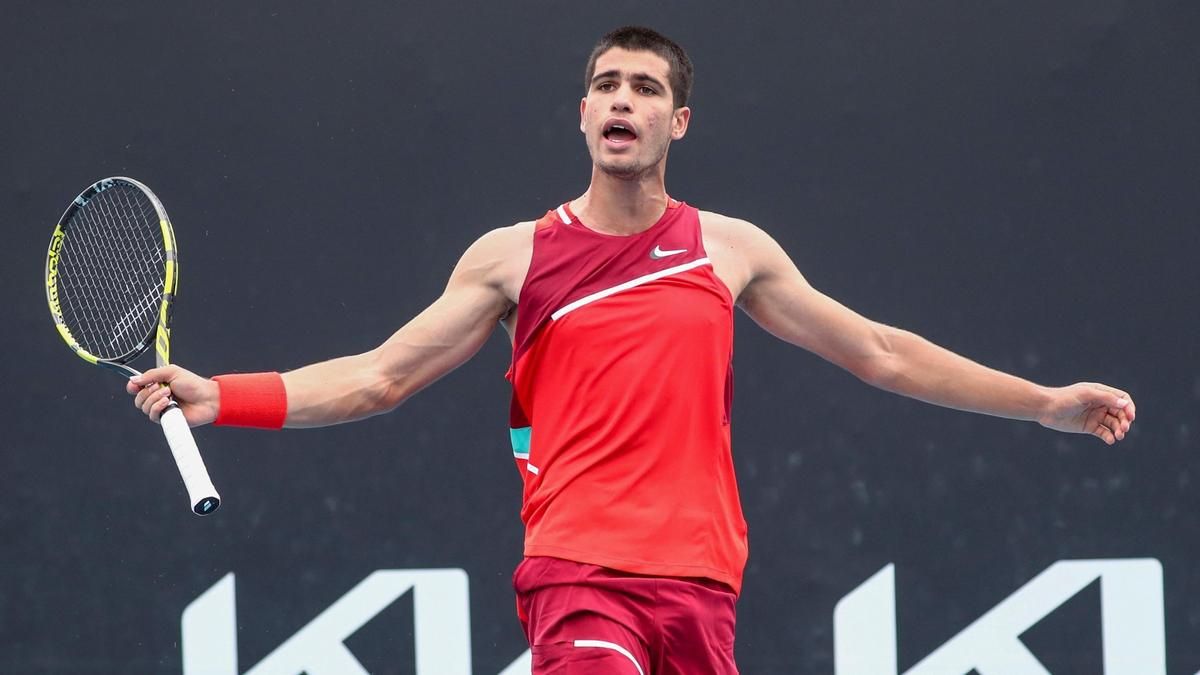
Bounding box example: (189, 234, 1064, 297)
(572, 163, 669, 235)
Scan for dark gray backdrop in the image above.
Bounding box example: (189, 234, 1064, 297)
(3, 1, 1198, 672)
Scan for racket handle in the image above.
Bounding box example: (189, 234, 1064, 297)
(160, 405, 222, 515)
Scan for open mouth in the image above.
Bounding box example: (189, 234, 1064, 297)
(603, 120, 638, 144)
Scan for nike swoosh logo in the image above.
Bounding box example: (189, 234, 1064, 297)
(650, 245, 688, 260)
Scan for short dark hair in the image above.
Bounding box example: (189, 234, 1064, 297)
(583, 26, 694, 109)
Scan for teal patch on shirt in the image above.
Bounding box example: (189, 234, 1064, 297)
(510, 426, 531, 458)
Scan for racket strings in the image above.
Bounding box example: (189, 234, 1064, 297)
(57, 185, 166, 360)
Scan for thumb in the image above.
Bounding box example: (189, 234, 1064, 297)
(130, 365, 180, 388)
(1081, 383, 1128, 410)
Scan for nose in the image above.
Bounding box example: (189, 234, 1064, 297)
(609, 84, 633, 112)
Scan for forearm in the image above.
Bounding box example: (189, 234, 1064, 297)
(867, 326, 1052, 422)
(279, 291, 501, 428)
(279, 350, 395, 428)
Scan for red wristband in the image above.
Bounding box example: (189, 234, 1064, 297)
(213, 372, 287, 429)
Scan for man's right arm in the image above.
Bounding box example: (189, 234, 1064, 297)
(127, 224, 530, 428)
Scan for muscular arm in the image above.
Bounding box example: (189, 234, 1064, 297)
(716, 216, 1135, 443)
(129, 224, 528, 428)
(281, 241, 510, 427)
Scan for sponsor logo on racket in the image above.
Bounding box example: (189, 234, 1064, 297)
(46, 228, 65, 317)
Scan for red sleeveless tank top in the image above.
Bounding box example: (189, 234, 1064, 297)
(507, 199, 748, 593)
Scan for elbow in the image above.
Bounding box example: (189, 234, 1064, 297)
(856, 355, 899, 391)
(364, 348, 410, 416)
(853, 325, 905, 390)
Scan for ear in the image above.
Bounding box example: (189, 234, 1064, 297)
(671, 106, 691, 140)
(579, 97, 588, 134)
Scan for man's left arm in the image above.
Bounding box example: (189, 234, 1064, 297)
(727, 218, 1135, 444)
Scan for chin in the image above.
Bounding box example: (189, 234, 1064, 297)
(596, 158, 650, 180)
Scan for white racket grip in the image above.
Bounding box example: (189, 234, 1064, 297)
(160, 406, 221, 515)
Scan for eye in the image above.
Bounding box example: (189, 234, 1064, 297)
(597, 82, 616, 92)
(638, 86, 657, 95)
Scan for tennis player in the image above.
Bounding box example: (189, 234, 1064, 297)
(128, 26, 1136, 674)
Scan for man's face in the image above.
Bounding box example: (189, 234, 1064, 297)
(580, 47, 691, 180)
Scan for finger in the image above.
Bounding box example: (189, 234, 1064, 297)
(133, 384, 154, 410)
(1092, 424, 1115, 445)
(1109, 400, 1135, 429)
(133, 379, 166, 409)
(1105, 414, 1125, 441)
(130, 365, 179, 389)
(1090, 382, 1129, 399)
(139, 387, 158, 416)
(1113, 409, 1130, 433)
(141, 385, 172, 417)
(1085, 382, 1125, 404)
(1093, 384, 1135, 416)
(1079, 384, 1119, 410)
(149, 395, 174, 423)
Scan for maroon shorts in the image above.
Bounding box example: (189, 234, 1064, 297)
(513, 556, 739, 674)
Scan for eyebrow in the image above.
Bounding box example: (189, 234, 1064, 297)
(591, 69, 667, 91)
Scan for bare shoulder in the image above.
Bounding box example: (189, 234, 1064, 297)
(698, 210, 778, 302)
(453, 221, 535, 304)
(467, 220, 536, 255)
(699, 209, 758, 237)
(698, 210, 780, 248)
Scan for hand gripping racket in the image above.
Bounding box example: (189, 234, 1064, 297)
(45, 177, 221, 515)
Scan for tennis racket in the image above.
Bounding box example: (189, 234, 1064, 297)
(45, 177, 221, 516)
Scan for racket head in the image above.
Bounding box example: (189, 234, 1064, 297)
(45, 177, 179, 375)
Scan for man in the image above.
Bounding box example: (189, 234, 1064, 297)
(129, 26, 1135, 674)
